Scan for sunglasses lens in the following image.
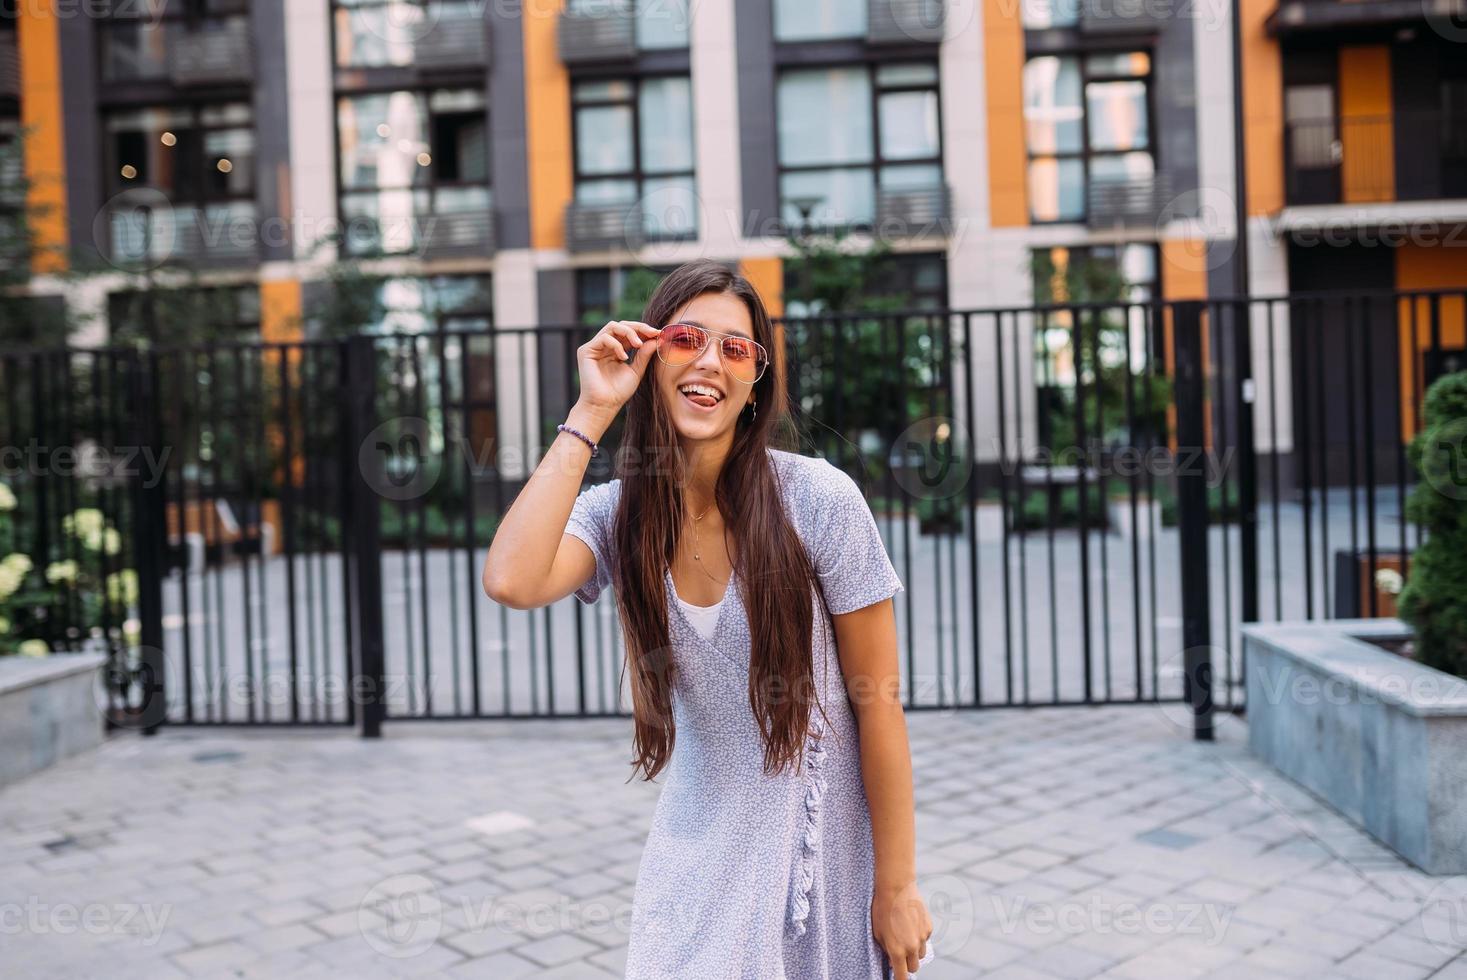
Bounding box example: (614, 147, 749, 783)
(720, 337, 767, 383)
(658, 324, 706, 366)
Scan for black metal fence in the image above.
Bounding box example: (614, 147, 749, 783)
(1, 289, 1462, 739)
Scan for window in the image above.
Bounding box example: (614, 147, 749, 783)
(773, 0, 865, 41)
(777, 62, 942, 229)
(1030, 243, 1157, 392)
(104, 103, 257, 263)
(783, 252, 948, 318)
(1020, 0, 1080, 28)
(337, 88, 491, 255)
(99, 0, 252, 84)
(333, 0, 485, 68)
(1023, 52, 1153, 223)
(107, 284, 261, 346)
(571, 76, 696, 239)
(575, 265, 678, 324)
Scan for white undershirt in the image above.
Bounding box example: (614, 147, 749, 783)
(675, 593, 723, 641)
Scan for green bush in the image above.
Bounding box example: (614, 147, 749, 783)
(1397, 371, 1467, 679)
(1012, 484, 1110, 531)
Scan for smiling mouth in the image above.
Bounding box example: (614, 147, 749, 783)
(678, 383, 725, 410)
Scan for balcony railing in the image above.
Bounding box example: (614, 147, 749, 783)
(1267, 0, 1466, 35)
(0, 32, 19, 100)
(170, 17, 254, 86)
(564, 200, 647, 253)
(105, 201, 260, 270)
(867, 0, 946, 43)
(874, 184, 953, 236)
(1079, 0, 1165, 33)
(558, 2, 636, 64)
(416, 4, 491, 68)
(419, 208, 496, 260)
(1285, 113, 1467, 206)
(1087, 173, 1173, 228)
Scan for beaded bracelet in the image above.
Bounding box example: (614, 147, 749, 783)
(557, 423, 599, 457)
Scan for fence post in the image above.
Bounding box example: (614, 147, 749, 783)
(127, 349, 168, 735)
(1173, 302, 1216, 741)
(344, 336, 386, 738)
(1233, 300, 1259, 628)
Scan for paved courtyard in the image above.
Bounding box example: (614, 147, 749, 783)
(3, 706, 1465, 979)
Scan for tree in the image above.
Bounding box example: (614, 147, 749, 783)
(1397, 370, 1467, 678)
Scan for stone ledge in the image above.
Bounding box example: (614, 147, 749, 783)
(1242, 619, 1467, 717)
(0, 652, 109, 696)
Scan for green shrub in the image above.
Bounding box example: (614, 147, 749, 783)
(1397, 371, 1467, 679)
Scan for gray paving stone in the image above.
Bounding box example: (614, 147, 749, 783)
(3, 707, 1456, 979)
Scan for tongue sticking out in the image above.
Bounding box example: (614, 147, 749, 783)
(685, 391, 718, 408)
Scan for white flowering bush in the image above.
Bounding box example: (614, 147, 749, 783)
(0, 482, 140, 657)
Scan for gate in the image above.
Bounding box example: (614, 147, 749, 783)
(3, 290, 1457, 740)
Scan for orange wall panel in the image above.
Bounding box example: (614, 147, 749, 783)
(1395, 244, 1467, 440)
(524, 0, 573, 250)
(1240, 0, 1283, 215)
(17, 6, 69, 273)
(984, 0, 1028, 227)
(1338, 46, 1394, 204)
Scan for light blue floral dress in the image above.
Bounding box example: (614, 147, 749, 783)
(565, 447, 936, 980)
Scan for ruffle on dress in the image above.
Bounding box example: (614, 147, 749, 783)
(790, 712, 828, 938)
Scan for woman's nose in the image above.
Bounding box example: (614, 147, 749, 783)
(694, 338, 722, 372)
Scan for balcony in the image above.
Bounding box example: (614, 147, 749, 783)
(558, 2, 636, 65)
(170, 17, 254, 87)
(867, 0, 945, 44)
(105, 201, 260, 270)
(0, 32, 19, 100)
(564, 200, 647, 253)
(1087, 173, 1174, 228)
(874, 183, 953, 236)
(416, 4, 491, 68)
(1267, 0, 1466, 36)
(419, 208, 496, 260)
(1285, 113, 1467, 206)
(1079, 0, 1165, 34)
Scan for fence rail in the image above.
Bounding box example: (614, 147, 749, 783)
(2, 289, 1462, 738)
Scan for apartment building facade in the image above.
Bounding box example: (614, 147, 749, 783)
(4, 0, 1233, 333)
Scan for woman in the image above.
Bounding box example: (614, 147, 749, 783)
(482, 259, 934, 979)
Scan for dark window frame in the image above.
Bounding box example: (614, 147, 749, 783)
(568, 72, 697, 241)
(774, 57, 946, 233)
(1022, 49, 1158, 225)
(96, 0, 252, 86)
(333, 85, 493, 256)
(101, 99, 258, 210)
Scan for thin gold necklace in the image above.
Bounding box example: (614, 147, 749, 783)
(687, 500, 723, 584)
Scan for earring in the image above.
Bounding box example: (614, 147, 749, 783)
(749, 400, 757, 422)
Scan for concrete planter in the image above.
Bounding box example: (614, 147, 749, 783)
(1243, 619, 1467, 875)
(0, 652, 108, 790)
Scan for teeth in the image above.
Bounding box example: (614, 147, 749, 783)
(679, 383, 723, 401)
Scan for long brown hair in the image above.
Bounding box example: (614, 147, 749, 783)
(611, 259, 827, 782)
